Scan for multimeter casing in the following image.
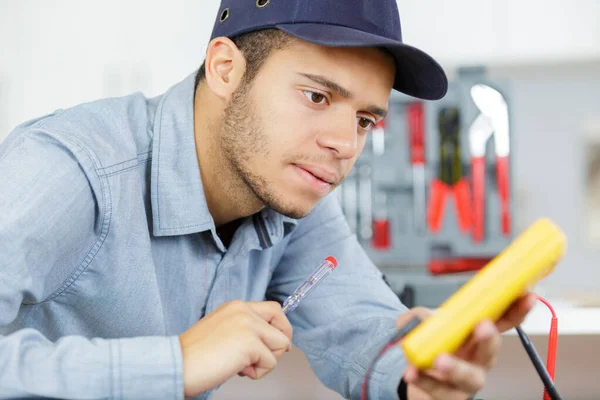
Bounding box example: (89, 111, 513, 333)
(400, 218, 566, 369)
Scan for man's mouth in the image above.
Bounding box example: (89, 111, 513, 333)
(294, 164, 338, 185)
(292, 164, 338, 195)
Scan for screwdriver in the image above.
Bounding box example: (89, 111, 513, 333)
(282, 256, 338, 314)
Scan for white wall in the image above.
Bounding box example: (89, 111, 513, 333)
(488, 62, 600, 294)
(1, 0, 599, 140)
(397, 0, 600, 68)
(0, 0, 220, 138)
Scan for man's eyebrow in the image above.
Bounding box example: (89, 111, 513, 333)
(299, 73, 353, 99)
(298, 73, 388, 118)
(365, 105, 388, 119)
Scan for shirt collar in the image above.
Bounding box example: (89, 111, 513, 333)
(150, 73, 213, 237)
(149, 73, 298, 239)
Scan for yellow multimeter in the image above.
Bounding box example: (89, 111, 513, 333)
(400, 218, 567, 370)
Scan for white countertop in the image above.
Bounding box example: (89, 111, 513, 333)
(503, 299, 600, 336)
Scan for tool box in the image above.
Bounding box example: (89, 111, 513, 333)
(336, 67, 515, 308)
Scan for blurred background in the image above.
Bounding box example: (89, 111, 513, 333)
(1, 0, 599, 399)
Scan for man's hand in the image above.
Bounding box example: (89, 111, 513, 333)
(398, 293, 537, 400)
(179, 300, 293, 397)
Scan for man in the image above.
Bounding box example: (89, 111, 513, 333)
(0, 1, 535, 399)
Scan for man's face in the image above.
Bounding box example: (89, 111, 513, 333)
(219, 39, 395, 219)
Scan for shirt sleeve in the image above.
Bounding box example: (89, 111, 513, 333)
(0, 128, 183, 400)
(267, 194, 410, 400)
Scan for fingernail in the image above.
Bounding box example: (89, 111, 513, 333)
(435, 354, 453, 371)
(479, 320, 495, 337)
(404, 368, 416, 382)
(528, 295, 538, 307)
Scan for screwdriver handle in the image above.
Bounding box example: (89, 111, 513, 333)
(408, 102, 425, 165)
(453, 178, 473, 232)
(427, 179, 448, 233)
(472, 156, 486, 242)
(496, 156, 511, 235)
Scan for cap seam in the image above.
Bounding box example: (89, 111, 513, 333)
(276, 20, 396, 39)
(223, 20, 394, 41)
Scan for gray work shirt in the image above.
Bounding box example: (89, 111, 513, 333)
(0, 73, 407, 399)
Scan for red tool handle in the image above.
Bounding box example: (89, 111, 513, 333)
(536, 295, 558, 400)
(543, 317, 558, 400)
(428, 257, 492, 275)
(496, 156, 510, 235)
(426, 179, 447, 233)
(408, 103, 425, 165)
(472, 156, 486, 242)
(452, 178, 473, 232)
(372, 219, 391, 250)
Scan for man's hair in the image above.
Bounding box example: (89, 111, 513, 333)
(195, 29, 293, 89)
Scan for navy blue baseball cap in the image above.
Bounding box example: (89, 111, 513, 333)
(209, 0, 448, 100)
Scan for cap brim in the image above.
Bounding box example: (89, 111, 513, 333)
(276, 23, 448, 100)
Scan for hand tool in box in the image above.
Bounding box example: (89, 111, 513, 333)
(372, 191, 391, 250)
(428, 256, 493, 275)
(468, 113, 494, 242)
(371, 119, 385, 156)
(471, 84, 512, 236)
(426, 107, 472, 233)
(407, 102, 426, 234)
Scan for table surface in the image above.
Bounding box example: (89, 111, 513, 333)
(214, 297, 600, 400)
(503, 298, 600, 336)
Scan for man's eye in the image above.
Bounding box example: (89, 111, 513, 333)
(304, 91, 327, 105)
(358, 118, 375, 130)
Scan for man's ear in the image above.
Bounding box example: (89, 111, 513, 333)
(204, 36, 246, 100)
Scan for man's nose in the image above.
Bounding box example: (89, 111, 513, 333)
(316, 113, 358, 160)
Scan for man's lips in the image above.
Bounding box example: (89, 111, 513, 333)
(294, 164, 339, 185)
(294, 166, 329, 192)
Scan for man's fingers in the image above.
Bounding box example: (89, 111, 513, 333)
(252, 349, 277, 379)
(272, 347, 288, 360)
(403, 365, 418, 382)
(247, 340, 278, 380)
(409, 306, 434, 321)
(431, 354, 486, 394)
(496, 293, 537, 333)
(248, 301, 294, 340)
(454, 330, 479, 360)
(396, 306, 432, 329)
(235, 302, 292, 382)
(406, 365, 451, 383)
(408, 372, 470, 400)
(255, 318, 292, 353)
(238, 366, 255, 378)
(403, 317, 496, 399)
(238, 331, 289, 379)
(406, 355, 486, 400)
(471, 320, 501, 368)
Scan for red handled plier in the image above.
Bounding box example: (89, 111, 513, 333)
(427, 107, 472, 233)
(470, 84, 511, 238)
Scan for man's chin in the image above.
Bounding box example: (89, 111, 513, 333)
(268, 199, 318, 220)
(274, 206, 312, 220)
(253, 181, 328, 220)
